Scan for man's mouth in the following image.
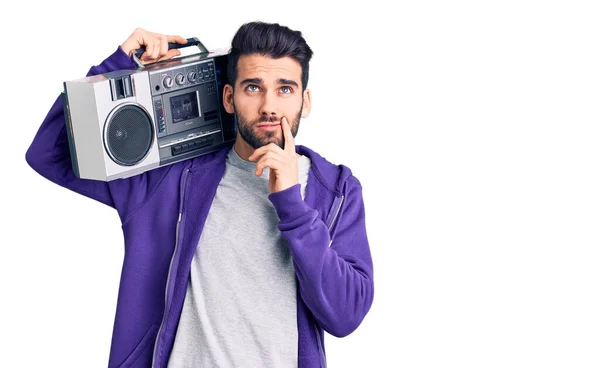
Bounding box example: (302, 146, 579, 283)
(256, 123, 281, 131)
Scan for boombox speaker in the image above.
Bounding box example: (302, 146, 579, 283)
(62, 38, 236, 181)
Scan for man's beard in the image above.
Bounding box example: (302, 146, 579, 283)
(233, 101, 303, 150)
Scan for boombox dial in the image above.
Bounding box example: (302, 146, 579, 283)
(163, 76, 174, 89)
(187, 71, 197, 83)
(175, 73, 185, 86)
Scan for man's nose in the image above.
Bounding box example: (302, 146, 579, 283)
(259, 92, 278, 118)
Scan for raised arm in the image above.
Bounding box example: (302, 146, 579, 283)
(25, 28, 188, 219)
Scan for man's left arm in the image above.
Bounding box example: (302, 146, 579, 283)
(250, 117, 374, 337)
(268, 178, 374, 338)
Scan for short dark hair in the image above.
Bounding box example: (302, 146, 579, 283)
(227, 21, 313, 91)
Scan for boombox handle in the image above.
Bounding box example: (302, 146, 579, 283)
(132, 37, 209, 67)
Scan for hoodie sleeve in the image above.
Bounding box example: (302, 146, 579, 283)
(25, 46, 166, 222)
(268, 177, 374, 337)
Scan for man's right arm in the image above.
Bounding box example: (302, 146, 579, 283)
(25, 28, 188, 217)
(25, 45, 138, 208)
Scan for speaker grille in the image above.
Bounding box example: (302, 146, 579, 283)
(105, 104, 153, 166)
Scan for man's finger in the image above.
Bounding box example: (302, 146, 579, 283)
(141, 36, 153, 60)
(281, 117, 295, 153)
(255, 156, 283, 177)
(167, 35, 188, 45)
(251, 151, 284, 173)
(159, 37, 169, 58)
(248, 143, 282, 162)
(164, 49, 182, 61)
(151, 41, 161, 60)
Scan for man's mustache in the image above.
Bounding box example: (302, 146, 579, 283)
(256, 115, 281, 123)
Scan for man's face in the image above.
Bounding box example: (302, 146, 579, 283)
(224, 54, 311, 149)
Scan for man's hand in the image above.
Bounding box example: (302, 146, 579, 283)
(120, 28, 187, 64)
(248, 117, 299, 194)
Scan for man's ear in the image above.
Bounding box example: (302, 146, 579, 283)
(223, 84, 234, 114)
(301, 88, 311, 118)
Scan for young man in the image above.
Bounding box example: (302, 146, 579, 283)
(26, 22, 374, 368)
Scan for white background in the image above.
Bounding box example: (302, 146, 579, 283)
(2, 0, 599, 367)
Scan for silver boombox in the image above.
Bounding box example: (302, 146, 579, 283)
(62, 38, 236, 181)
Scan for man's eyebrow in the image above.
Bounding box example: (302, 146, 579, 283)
(238, 77, 299, 88)
(239, 78, 262, 85)
(277, 78, 299, 87)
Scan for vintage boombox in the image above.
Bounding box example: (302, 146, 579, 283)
(62, 38, 236, 181)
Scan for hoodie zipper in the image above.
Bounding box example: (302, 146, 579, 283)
(150, 168, 342, 366)
(151, 168, 190, 368)
(327, 194, 344, 247)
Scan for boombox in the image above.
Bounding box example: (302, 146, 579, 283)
(62, 38, 236, 181)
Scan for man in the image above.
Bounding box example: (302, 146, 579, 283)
(26, 22, 374, 368)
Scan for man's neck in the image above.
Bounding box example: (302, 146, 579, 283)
(233, 139, 254, 161)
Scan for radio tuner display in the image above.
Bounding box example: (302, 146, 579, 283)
(170, 91, 200, 123)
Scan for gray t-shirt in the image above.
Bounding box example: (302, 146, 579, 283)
(167, 147, 311, 368)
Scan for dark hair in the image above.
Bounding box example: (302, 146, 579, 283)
(227, 21, 313, 92)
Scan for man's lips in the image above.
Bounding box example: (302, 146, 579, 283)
(256, 123, 281, 131)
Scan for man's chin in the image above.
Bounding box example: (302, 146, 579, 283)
(256, 138, 283, 149)
(253, 132, 282, 148)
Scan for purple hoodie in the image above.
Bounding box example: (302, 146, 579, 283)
(25, 46, 374, 368)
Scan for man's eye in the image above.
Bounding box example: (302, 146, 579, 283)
(246, 85, 260, 92)
(281, 86, 292, 94)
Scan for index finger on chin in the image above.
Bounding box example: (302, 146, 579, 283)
(282, 117, 295, 153)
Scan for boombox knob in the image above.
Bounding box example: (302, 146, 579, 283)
(176, 73, 186, 86)
(163, 76, 174, 89)
(187, 71, 197, 83)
